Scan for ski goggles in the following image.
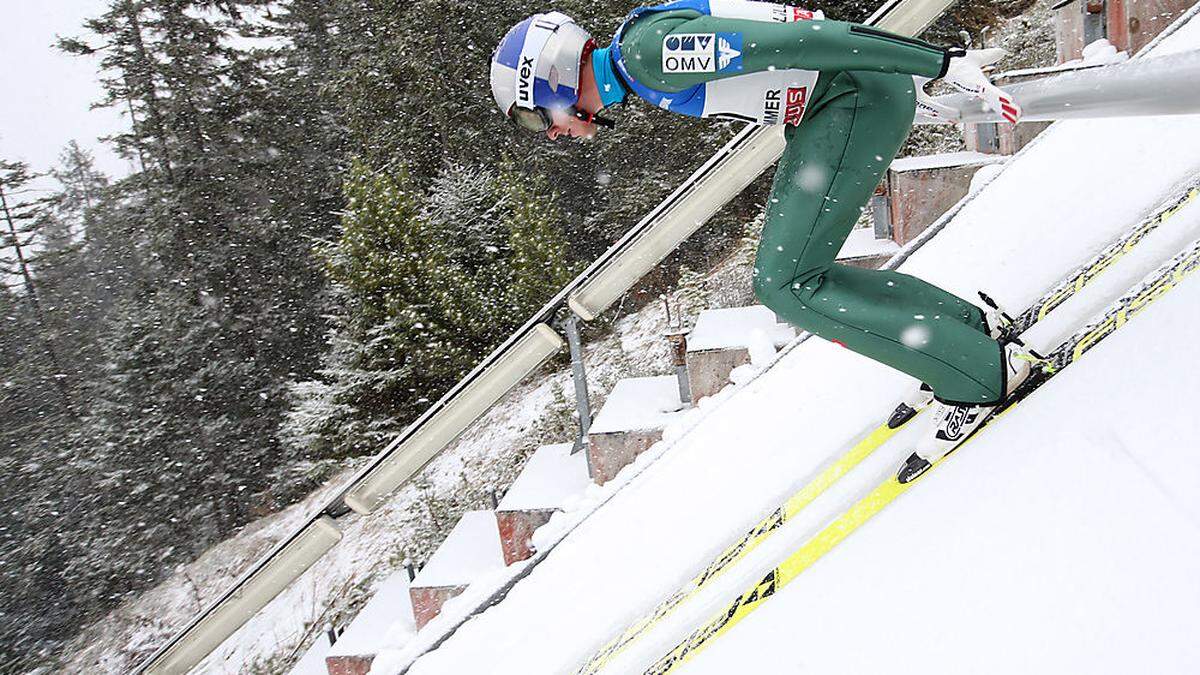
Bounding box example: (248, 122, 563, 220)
(508, 104, 616, 133)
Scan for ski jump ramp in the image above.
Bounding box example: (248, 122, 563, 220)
(392, 9, 1200, 675)
(136, 1, 956, 671)
(138, 0, 1200, 671)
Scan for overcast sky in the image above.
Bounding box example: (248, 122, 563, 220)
(1, 2, 133, 185)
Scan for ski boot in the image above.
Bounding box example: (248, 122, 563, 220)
(888, 383, 934, 429)
(897, 340, 1037, 484)
(887, 292, 1014, 430)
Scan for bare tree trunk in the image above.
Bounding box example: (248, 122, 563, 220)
(122, 0, 176, 185)
(0, 183, 77, 418)
(120, 78, 151, 176)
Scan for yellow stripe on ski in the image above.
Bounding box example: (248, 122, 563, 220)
(575, 422, 904, 675)
(1036, 186, 1199, 321)
(782, 423, 902, 519)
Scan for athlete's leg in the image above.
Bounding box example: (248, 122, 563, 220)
(752, 71, 1005, 405)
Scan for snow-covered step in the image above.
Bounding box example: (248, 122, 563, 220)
(586, 376, 689, 485)
(685, 306, 796, 403)
(495, 443, 591, 565)
(409, 511, 504, 630)
(289, 628, 336, 675)
(322, 572, 415, 675)
(886, 151, 1007, 245)
(836, 226, 901, 268)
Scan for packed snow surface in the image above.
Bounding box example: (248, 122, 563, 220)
(686, 306, 796, 352)
(376, 12, 1200, 675)
(587, 376, 689, 435)
(889, 150, 1005, 173)
(685, 262, 1200, 675)
(311, 572, 416, 670)
(497, 443, 591, 512)
(837, 226, 900, 260)
(410, 512, 504, 589)
(327, 573, 414, 659)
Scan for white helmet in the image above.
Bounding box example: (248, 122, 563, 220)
(490, 12, 611, 132)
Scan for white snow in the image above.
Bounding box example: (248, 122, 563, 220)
(968, 163, 1005, 194)
(837, 226, 900, 260)
(587, 376, 690, 435)
(288, 632, 334, 675)
(1080, 37, 1129, 65)
(1012, 38, 1132, 78)
(66, 229, 699, 673)
(380, 10, 1200, 675)
(743, 328, 780, 368)
(324, 572, 415, 662)
(410, 512, 505, 589)
(497, 443, 591, 512)
(686, 306, 796, 352)
(688, 269, 1200, 675)
(889, 150, 1005, 173)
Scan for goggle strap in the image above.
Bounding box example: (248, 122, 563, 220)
(573, 108, 616, 129)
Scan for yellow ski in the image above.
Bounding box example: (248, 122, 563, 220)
(575, 421, 905, 675)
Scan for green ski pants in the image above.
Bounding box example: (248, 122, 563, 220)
(752, 71, 1005, 404)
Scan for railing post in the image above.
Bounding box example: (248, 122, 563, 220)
(325, 624, 339, 647)
(666, 330, 691, 404)
(871, 181, 893, 240)
(1084, 0, 1107, 45)
(564, 315, 592, 461)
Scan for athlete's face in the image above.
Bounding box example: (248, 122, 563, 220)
(545, 108, 598, 141)
(545, 51, 604, 141)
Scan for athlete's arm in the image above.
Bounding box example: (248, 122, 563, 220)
(620, 12, 949, 92)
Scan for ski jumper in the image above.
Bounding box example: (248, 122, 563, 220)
(610, 1, 1005, 404)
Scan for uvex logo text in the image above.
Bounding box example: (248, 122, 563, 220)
(516, 56, 535, 105)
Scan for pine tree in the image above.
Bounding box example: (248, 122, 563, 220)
(284, 162, 464, 457)
(284, 160, 579, 459)
(498, 162, 579, 320)
(0, 160, 77, 416)
(676, 265, 709, 328)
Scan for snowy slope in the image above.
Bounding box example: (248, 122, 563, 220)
(386, 11, 1200, 672)
(682, 249, 1200, 675)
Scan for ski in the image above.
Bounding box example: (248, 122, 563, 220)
(574, 423, 904, 675)
(643, 237, 1200, 675)
(572, 176, 1200, 675)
